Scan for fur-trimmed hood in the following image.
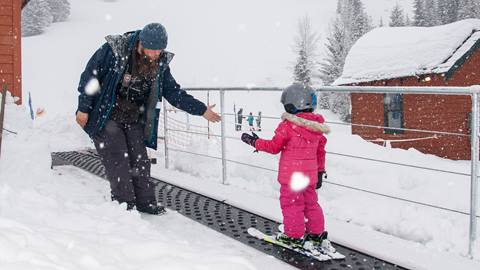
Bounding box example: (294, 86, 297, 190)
(281, 112, 330, 135)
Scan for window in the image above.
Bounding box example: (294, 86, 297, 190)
(384, 94, 404, 134)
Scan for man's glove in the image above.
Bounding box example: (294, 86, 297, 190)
(316, 171, 327, 190)
(241, 132, 259, 147)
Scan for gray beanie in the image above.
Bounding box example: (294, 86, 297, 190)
(139, 23, 168, 50)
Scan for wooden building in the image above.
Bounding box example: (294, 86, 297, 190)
(334, 19, 480, 160)
(0, 0, 23, 104)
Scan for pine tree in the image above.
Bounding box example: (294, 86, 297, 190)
(21, 0, 53, 37)
(413, 0, 428, 26)
(319, 0, 371, 120)
(405, 14, 412, 26)
(424, 0, 438, 26)
(292, 16, 319, 87)
(47, 0, 70, 22)
(319, 18, 348, 86)
(389, 3, 406, 27)
(347, 0, 372, 47)
(379, 17, 384, 27)
(458, 0, 480, 20)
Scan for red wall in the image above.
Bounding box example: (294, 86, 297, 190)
(0, 0, 21, 104)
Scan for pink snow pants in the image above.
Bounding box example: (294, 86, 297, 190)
(280, 184, 325, 239)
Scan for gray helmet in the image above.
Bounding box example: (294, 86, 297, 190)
(280, 83, 317, 113)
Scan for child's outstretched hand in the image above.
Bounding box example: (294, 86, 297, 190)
(241, 132, 259, 147)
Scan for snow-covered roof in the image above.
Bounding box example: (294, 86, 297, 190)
(334, 19, 480, 85)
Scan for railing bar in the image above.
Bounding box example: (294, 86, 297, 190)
(328, 151, 471, 177)
(166, 147, 480, 218)
(323, 180, 480, 219)
(220, 112, 469, 137)
(169, 147, 223, 161)
(185, 86, 478, 95)
(165, 127, 472, 177)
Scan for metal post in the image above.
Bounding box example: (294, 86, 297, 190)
(220, 90, 227, 185)
(207, 91, 210, 139)
(186, 112, 190, 131)
(469, 92, 479, 258)
(163, 101, 169, 169)
(0, 85, 7, 159)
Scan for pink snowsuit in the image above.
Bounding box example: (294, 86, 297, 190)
(255, 112, 328, 239)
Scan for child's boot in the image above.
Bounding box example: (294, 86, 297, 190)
(275, 232, 304, 249)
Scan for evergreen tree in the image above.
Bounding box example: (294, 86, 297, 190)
(319, 0, 371, 120)
(436, 0, 459, 24)
(424, 0, 438, 26)
(405, 14, 412, 26)
(389, 3, 406, 27)
(413, 0, 427, 26)
(319, 18, 348, 86)
(47, 0, 70, 22)
(379, 17, 385, 27)
(458, 0, 480, 20)
(21, 0, 53, 37)
(292, 16, 319, 87)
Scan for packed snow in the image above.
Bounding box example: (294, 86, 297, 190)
(335, 19, 480, 85)
(2, 0, 479, 269)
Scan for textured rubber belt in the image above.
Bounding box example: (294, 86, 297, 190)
(51, 150, 407, 270)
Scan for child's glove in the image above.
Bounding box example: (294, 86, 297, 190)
(316, 171, 327, 190)
(241, 132, 259, 147)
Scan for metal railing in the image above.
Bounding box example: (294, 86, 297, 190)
(0, 85, 8, 159)
(161, 85, 480, 258)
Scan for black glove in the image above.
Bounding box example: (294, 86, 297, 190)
(316, 171, 327, 190)
(241, 132, 259, 147)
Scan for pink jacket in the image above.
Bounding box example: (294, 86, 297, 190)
(255, 112, 329, 186)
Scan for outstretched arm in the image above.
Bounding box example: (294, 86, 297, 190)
(254, 123, 289, 154)
(162, 67, 205, 115)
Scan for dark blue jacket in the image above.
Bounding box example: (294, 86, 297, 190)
(77, 31, 207, 150)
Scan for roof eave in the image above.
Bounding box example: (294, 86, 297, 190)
(444, 38, 480, 81)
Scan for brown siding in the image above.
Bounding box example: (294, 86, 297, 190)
(350, 49, 480, 160)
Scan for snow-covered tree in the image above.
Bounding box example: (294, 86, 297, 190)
(437, 0, 458, 24)
(424, 0, 439, 26)
(319, 18, 347, 86)
(379, 17, 385, 27)
(47, 0, 70, 22)
(458, 0, 480, 20)
(292, 16, 319, 88)
(405, 14, 412, 26)
(389, 3, 406, 27)
(319, 0, 371, 119)
(413, 0, 428, 26)
(21, 0, 53, 37)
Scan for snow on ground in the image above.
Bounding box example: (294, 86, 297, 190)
(0, 96, 294, 270)
(3, 0, 478, 269)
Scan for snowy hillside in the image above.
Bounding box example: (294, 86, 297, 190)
(2, 0, 479, 269)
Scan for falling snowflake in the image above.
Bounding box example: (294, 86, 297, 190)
(289, 172, 310, 192)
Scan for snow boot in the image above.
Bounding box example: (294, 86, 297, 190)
(275, 232, 304, 249)
(136, 203, 167, 215)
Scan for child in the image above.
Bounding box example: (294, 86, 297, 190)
(247, 112, 255, 131)
(241, 83, 333, 254)
(256, 111, 262, 131)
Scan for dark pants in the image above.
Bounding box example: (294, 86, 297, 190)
(93, 120, 156, 208)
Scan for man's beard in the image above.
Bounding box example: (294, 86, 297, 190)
(137, 49, 160, 78)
